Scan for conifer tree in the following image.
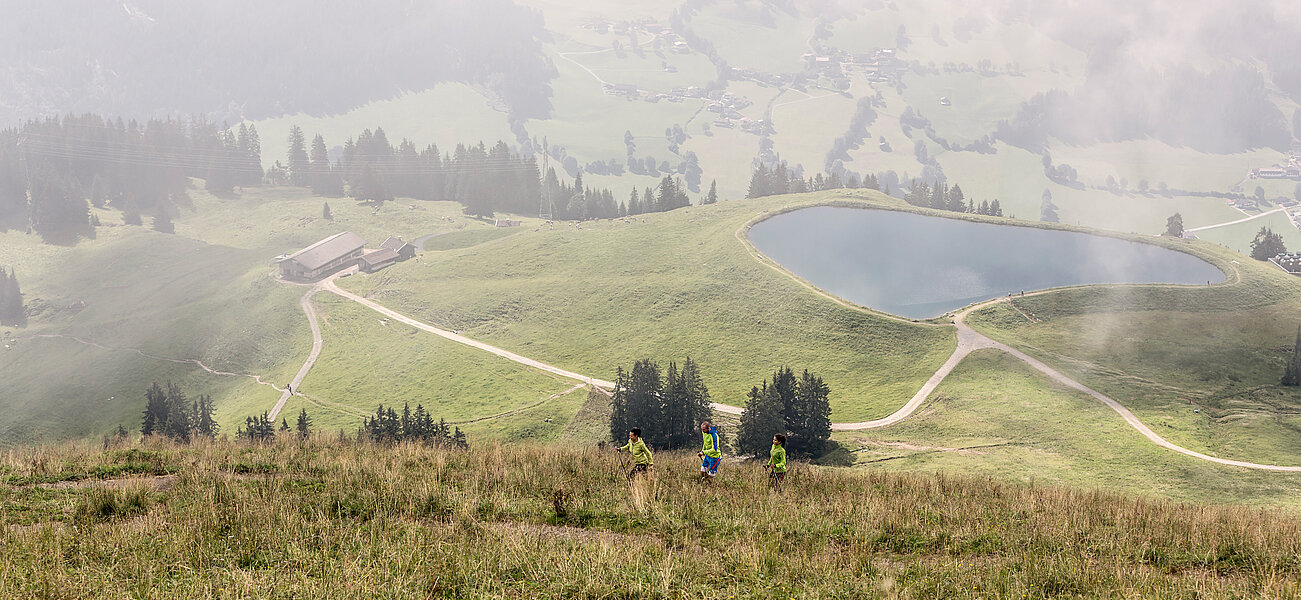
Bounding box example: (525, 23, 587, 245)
(152, 205, 174, 233)
(1040, 189, 1059, 222)
(704, 179, 718, 204)
(609, 359, 665, 444)
(0, 267, 23, 326)
(322, 202, 332, 221)
(296, 408, 313, 438)
(280, 417, 290, 432)
(141, 381, 168, 436)
(162, 382, 191, 442)
(287, 125, 310, 187)
(789, 370, 832, 457)
(990, 199, 1003, 217)
(747, 164, 770, 198)
(737, 383, 785, 457)
(192, 395, 218, 437)
(1283, 326, 1301, 386)
(1250, 226, 1287, 260)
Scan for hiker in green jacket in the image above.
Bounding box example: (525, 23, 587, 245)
(698, 421, 722, 483)
(764, 434, 787, 489)
(616, 427, 654, 479)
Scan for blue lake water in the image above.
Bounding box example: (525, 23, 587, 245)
(747, 207, 1225, 319)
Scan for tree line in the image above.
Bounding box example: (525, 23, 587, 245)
(746, 164, 1004, 218)
(0, 115, 262, 242)
(285, 125, 700, 221)
(608, 358, 833, 459)
(609, 357, 713, 451)
(362, 403, 467, 447)
(747, 162, 881, 199)
(0, 116, 708, 249)
(140, 382, 219, 443)
(903, 180, 1003, 217)
(237, 409, 314, 442)
(135, 382, 467, 447)
(0, 267, 23, 326)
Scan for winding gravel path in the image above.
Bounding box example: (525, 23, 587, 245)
(279, 223, 1299, 473)
(268, 288, 323, 421)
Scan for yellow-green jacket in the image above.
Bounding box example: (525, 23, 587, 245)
(619, 438, 653, 465)
(768, 444, 787, 473)
(702, 428, 721, 459)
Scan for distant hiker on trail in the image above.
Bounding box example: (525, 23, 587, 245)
(698, 421, 722, 483)
(764, 434, 787, 489)
(616, 427, 653, 480)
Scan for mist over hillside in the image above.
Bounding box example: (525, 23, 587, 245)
(0, 0, 556, 125)
(2, 0, 1300, 516)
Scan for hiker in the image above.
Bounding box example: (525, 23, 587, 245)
(698, 421, 721, 483)
(616, 427, 653, 479)
(764, 434, 787, 489)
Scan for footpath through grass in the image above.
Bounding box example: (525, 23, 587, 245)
(2, 438, 1300, 598)
(965, 244, 1301, 467)
(840, 350, 1301, 510)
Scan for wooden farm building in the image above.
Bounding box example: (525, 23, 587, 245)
(278, 232, 366, 280)
(358, 248, 400, 273)
(380, 236, 417, 260)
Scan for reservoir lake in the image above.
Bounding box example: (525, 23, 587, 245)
(747, 207, 1225, 319)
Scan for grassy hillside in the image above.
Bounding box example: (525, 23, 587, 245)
(840, 351, 1301, 510)
(3, 438, 1301, 598)
(965, 245, 1301, 466)
(340, 190, 958, 422)
(0, 185, 535, 444)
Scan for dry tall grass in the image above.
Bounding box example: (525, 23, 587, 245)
(2, 437, 1300, 598)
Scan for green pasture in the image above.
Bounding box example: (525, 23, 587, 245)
(565, 47, 717, 91)
(768, 87, 861, 172)
(285, 295, 579, 436)
(339, 191, 958, 422)
(964, 247, 1301, 466)
(937, 143, 1248, 235)
(1047, 139, 1283, 194)
(687, 2, 813, 74)
(527, 56, 703, 163)
(840, 350, 1301, 510)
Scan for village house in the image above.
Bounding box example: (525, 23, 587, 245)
(278, 232, 366, 281)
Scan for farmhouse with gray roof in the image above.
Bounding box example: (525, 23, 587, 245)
(278, 232, 366, 280)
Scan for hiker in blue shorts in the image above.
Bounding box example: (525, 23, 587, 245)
(698, 421, 722, 484)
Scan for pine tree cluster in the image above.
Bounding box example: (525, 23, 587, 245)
(747, 163, 876, 198)
(608, 357, 712, 451)
(140, 381, 218, 442)
(1, 115, 262, 242)
(904, 180, 1001, 216)
(1250, 226, 1287, 260)
(0, 266, 24, 326)
(737, 367, 832, 459)
(362, 403, 467, 447)
(236, 412, 278, 442)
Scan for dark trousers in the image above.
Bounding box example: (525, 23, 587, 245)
(627, 464, 650, 480)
